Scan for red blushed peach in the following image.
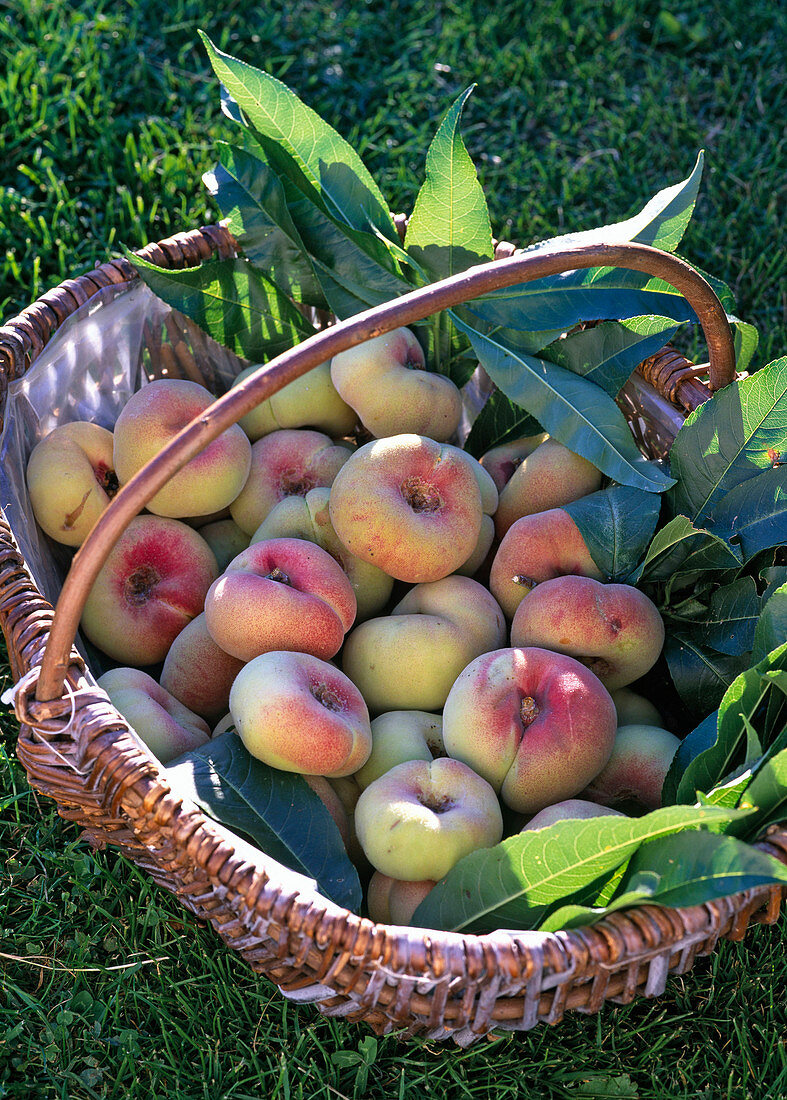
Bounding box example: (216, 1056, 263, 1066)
(366, 872, 437, 925)
(229, 651, 372, 777)
(494, 438, 603, 538)
(252, 487, 394, 620)
(582, 724, 681, 810)
(303, 775, 352, 847)
(330, 327, 463, 441)
(354, 758, 504, 880)
(490, 508, 603, 619)
(442, 647, 617, 814)
(204, 537, 356, 662)
(521, 799, 626, 831)
(160, 613, 245, 724)
(26, 421, 119, 546)
(80, 516, 219, 665)
(229, 428, 352, 535)
(97, 667, 211, 763)
(232, 361, 357, 441)
(113, 379, 252, 519)
(510, 576, 666, 691)
(342, 575, 506, 713)
(329, 434, 483, 583)
(479, 433, 548, 492)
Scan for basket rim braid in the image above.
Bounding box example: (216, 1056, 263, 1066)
(1, 223, 785, 1044)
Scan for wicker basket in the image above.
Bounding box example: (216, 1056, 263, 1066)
(1, 224, 785, 1045)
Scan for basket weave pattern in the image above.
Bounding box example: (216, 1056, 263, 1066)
(1, 225, 785, 1043)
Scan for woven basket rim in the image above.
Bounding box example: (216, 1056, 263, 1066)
(1, 224, 784, 1043)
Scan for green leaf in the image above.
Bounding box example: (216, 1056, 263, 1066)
(204, 142, 325, 307)
(452, 315, 675, 493)
(404, 87, 494, 282)
(661, 709, 718, 806)
(753, 583, 787, 664)
(538, 874, 661, 933)
(731, 748, 787, 838)
(732, 319, 759, 374)
(674, 641, 787, 801)
(668, 356, 787, 523)
(409, 804, 741, 934)
(541, 315, 682, 397)
(562, 485, 662, 581)
(287, 194, 411, 319)
(463, 387, 544, 458)
(166, 732, 362, 911)
(665, 633, 750, 718)
(699, 768, 757, 809)
(129, 253, 314, 361)
(200, 34, 397, 242)
(633, 515, 742, 588)
(618, 829, 787, 908)
(672, 576, 760, 657)
(707, 465, 787, 562)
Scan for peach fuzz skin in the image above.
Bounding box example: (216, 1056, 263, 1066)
(354, 758, 504, 881)
(494, 438, 603, 538)
(582, 724, 681, 810)
(366, 872, 437, 925)
(231, 360, 356, 441)
(97, 667, 210, 764)
(490, 507, 603, 619)
(329, 434, 483, 583)
(442, 647, 617, 814)
(252, 487, 394, 621)
(521, 798, 626, 831)
(229, 651, 372, 777)
(230, 428, 351, 536)
(330, 327, 463, 442)
(26, 421, 118, 547)
(342, 574, 506, 714)
(479, 433, 548, 492)
(113, 378, 252, 519)
(510, 575, 666, 691)
(160, 612, 245, 725)
(80, 516, 219, 666)
(204, 537, 356, 663)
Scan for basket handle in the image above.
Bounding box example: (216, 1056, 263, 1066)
(35, 241, 735, 703)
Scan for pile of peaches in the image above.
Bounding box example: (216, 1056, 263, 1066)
(26, 326, 680, 925)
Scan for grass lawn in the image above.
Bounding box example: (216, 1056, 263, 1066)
(1, 1, 786, 1096)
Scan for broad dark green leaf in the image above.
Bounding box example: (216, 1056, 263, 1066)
(632, 515, 742, 588)
(668, 356, 787, 523)
(562, 485, 662, 581)
(409, 804, 740, 934)
(452, 315, 675, 493)
(538, 874, 661, 933)
(707, 465, 787, 562)
(616, 829, 787, 909)
(670, 577, 760, 657)
(761, 566, 787, 602)
(752, 583, 787, 664)
(698, 768, 757, 809)
(167, 732, 362, 911)
(463, 386, 544, 458)
(731, 749, 787, 839)
(404, 87, 494, 282)
(287, 195, 410, 319)
(463, 267, 700, 345)
(661, 709, 718, 806)
(541, 315, 682, 397)
(674, 641, 787, 801)
(130, 253, 314, 361)
(732, 319, 759, 374)
(200, 34, 398, 242)
(204, 142, 325, 307)
(665, 633, 749, 718)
